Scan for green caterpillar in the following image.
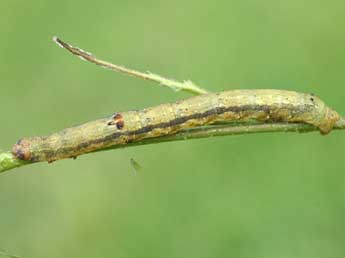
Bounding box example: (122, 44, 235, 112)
(12, 89, 339, 163)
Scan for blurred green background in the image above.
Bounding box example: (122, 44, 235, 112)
(1, 0, 345, 257)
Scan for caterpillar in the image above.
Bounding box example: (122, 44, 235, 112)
(12, 89, 339, 163)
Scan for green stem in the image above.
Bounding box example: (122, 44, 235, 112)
(53, 36, 208, 95)
(0, 152, 31, 173)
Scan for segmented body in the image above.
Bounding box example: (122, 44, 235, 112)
(12, 90, 339, 162)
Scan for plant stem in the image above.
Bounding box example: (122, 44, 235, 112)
(0, 152, 31, 173)
(53, 37, 208, 95)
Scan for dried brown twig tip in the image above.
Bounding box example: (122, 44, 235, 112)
(53, 36, 94, 62)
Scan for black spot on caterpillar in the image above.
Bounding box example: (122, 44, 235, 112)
(12, 90, 339, 162)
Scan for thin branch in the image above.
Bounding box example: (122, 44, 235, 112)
(0, 152, 31, 172)
(52, 36, 208, 95)
(1, 118, 344, 174)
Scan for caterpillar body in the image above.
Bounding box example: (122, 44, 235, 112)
(13, 89, 339, 162)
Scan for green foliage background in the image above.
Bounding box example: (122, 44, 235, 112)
(1, 1, 344, 257)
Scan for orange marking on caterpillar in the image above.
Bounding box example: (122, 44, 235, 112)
(108, 113, 125, 129)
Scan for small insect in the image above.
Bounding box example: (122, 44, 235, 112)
(130, 158, 142, 175)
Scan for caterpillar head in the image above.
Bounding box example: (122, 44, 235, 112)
(12, 138, 32, 161)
